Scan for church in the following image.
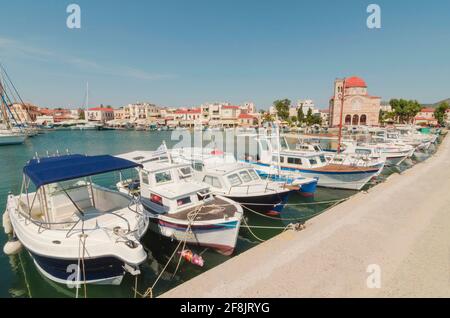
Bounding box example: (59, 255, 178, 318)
(328, 76, 381, 127)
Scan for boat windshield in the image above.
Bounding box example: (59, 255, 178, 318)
(248, 169, 260, 180)
(239, 170, 252, 183)
(155, 170, 172, 184)
(227, 173, 242, 186)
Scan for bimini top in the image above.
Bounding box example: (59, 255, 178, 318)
(23, 154, 143, 188)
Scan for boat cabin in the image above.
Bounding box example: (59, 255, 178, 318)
(138, 161, 213, 214)
(17, 154, 142, 229)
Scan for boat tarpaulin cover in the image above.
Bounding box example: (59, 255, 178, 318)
(23, 154, 142, 188)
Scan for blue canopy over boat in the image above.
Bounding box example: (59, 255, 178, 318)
(23, 154, 142, 188)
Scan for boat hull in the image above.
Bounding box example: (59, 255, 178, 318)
(224, 191, 292, 216)
(0, 134, 26, 145)
(142, 197, 242, 256)
(30, 252, 126, 285)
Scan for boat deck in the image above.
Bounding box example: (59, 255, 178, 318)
(169, 198, 237, 221)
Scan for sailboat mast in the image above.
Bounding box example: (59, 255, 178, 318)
(0, 77, 10, 129)
(337, 78, 346, 154)
(86, 81, 89, 108)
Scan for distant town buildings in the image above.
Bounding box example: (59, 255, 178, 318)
(329, 76, 381, 127)
(11, 103, 40, 123)
(86, 107, 114, 123)
(414, 108, 438, 126)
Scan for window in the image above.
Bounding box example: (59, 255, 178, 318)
(319, 155, 326, 163)
(239, 170, 252, 183)
(248, 169, 259, 180)
(287, 157, 302, 165)
(227, 174, 242, 186)
(309, 158, 318, 165)
(259, 140, 269, 151)
(155, 171, 172, 184)
(203, 176, 222, 188)
(314, 146, 321, 152)
(356, 149, 371, 155)
(279, 138, 289, 149)
(178, 167, 192, 179)
(177, 196, 192, 206)
(192, 161, 204, 172)
(141, 172, 149, 185)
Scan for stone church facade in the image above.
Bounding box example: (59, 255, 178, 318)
(328, 76, 381, 127)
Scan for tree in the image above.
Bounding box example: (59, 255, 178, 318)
(297, 106, 305, 124)
(290, 116, 298, 126)
(273, 99, 291, 121)
(78, 108, 85, 120)
(434, 102, 449, 126)
(305, 108, 314, 126)
(389, 99, 422, 124)
(262, 113, 275, 123)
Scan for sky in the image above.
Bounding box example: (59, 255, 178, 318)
(0, 0, 449, 110)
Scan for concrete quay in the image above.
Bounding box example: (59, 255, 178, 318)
(162, 135, 450, 298)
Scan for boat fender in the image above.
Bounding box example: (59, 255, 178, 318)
(178, 249, 204, 267)
(2, 211, 13, 235)
(3, 237, 23, 256)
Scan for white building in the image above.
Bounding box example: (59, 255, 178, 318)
(86, 107, 114, 123)
(125, 102, 162, 120)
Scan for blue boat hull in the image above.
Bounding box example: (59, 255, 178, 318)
(30, 252, 126, 285)
(224, 192, 292, 216)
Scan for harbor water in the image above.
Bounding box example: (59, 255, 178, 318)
(0, 130, 438, 298)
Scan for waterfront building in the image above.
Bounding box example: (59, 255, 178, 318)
(414, 108, 438, 126)
(11, 103, 40, 123)
(328, 76, 381, 127)
(86, 107, 114, 123)
(125, 102, 163, 121)
(319, 109, 330, 127)
(52, 109, 73, 123)
(289, 99, 319, 118)
(174, 108, 202, 127)
(238, 113, 258, 127)
(69, 109, 81, 120)
(35, 115, 54, 125)
(114, 108, 127, 120)
(380, 101, 392, 112)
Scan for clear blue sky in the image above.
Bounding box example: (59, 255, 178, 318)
(0, 0, 449, 109)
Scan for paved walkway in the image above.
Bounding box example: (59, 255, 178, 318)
(162, 135, 450, 298)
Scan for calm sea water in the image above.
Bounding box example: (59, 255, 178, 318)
(0, 130, 438, 298)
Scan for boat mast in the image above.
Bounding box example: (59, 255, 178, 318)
(275, 122, 281, 176)
(337, 78, 346, 154)
(0, 77, 11, 130)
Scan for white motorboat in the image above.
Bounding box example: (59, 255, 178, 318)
(3, 154, 149, 285)
(170, 147, 294, 216)
(116, 151, 243, 255)
(244, 135, 384, 191)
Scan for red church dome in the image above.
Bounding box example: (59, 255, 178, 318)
(344, 76, 367, 88)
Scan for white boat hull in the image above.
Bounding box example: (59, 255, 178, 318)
(0, 134, 26, 145)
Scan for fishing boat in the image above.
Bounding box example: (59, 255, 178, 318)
(172, 146, 318, 197)
(3, 154, 149, 285)
(116, 150, 243, 255)
(170, 147, 294, 216)
(245, 134, 383, 191)
(293, 139, 386, 170)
